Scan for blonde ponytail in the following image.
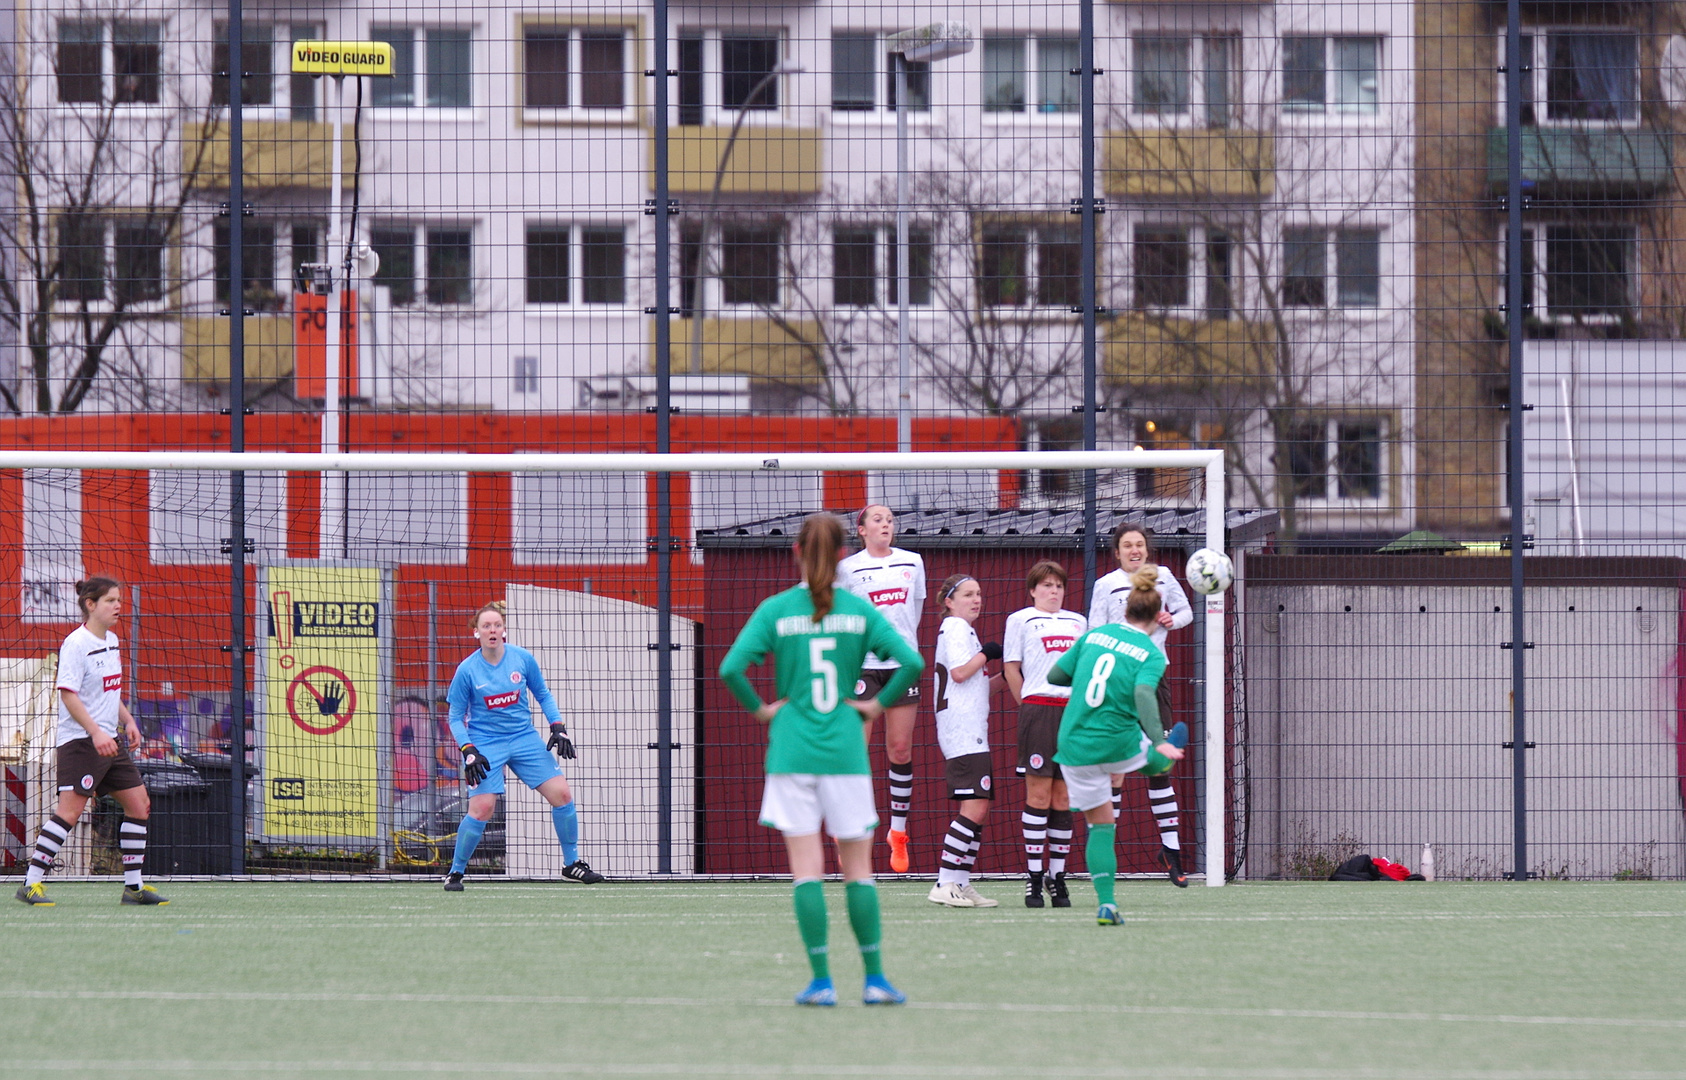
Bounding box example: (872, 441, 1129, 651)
(1124, 565, 1163, 625)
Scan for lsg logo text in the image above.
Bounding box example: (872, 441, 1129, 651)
(272, 778, 306, 801)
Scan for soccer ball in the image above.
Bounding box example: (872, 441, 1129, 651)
(1185, 548, 1234, 595)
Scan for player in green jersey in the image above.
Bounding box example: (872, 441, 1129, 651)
(720, 513, 925, 1006)
(1048, 566, 1188, 925)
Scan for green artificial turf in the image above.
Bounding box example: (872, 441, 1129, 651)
(1, 879, 1682, 1078)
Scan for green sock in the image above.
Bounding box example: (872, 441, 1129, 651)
(845, 879, 885, 977)
(1087, 823, 1118, 907)
(793, 879, 830, 980)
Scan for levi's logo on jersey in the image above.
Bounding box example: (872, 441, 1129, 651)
(1040, 635, 1075, 654)
(868, 587, 908, 607)
(102, 673, 123, 692)
(483, 690, 520, 709)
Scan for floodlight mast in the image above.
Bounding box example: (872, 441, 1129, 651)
(886, 24, 973, 455)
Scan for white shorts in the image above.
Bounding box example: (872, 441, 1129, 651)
(1061, 738, 1152, 812)
(759, 773, 880, 840)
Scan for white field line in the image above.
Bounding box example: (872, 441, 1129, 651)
(2, 988, 1683, 1032)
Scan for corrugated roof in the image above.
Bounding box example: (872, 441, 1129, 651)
(696, 507, 1278, 551)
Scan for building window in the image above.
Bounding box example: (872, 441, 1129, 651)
(720, 224, 781, 306)
(1515, 32, 1639, 125)
(1283, 227, 1381, 309)
(57, 20, 160, 105)
(832, 225, 933, 307)
(1027, 416, 1084, 498)
(513, 356, 539, 394)
(212, 218, 321, 309)
(149, 471, 287, 566)
(1132, 225, 1234, 316)
(372, 26, 471, 109)
(979, 225, 1080, 307)
(522, 25, 629, 116)
(1133, 417, 1211, 501)
(1283, 36, 1379, 115)
(830, 32, 930, 113)
(677, 30, 785, 125)
(212, 24, 321, 115)
(1508, 225, 1635, 321)
(370, 225, 473, 307)
(56, 215, 165, 307)
(984, 37, 1079, 114)
(525, 224, 626, 305)
(1132, 36, 1234, 126)
(1288, 419, 1384, 502)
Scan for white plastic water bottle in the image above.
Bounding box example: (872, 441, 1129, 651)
(1421, 842, 1436, 882)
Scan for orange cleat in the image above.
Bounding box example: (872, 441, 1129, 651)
(888, 829, 910, 873)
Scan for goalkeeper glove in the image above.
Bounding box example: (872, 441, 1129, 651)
(980, 641, 1004, 662)
(547, 722, 576, 760)
(460, 744, 489, 787)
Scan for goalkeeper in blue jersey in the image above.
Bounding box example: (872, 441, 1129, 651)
(442, 601, 604, 890)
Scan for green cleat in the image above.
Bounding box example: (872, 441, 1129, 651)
(121, 884, 170, 906)
(15, 883, 53, 906)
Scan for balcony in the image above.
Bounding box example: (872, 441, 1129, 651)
(183, 121, 359, 190)
(651, 317, 825, 383)
(660, 127, 823, 195)
(1103, 315, 1276, 392)
(1486, 127, 1673, 195)
(182, 314, 295, 383)
(1105, 129, 1273, 198)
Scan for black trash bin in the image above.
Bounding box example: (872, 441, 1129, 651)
(179, 750, 237, 875)
(136, 760, 212, 876)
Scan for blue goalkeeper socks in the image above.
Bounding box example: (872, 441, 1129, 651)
(450, 815, 487, 874)
(552, 802, 579, 864)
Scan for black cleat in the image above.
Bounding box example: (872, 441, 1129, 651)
(443, 872, 464, 892)
(121, 884, 169, 905)
(1048, 873, 1071, 908)
(1158, 846, 1189, 888)
(561, 860, 605, 883)
(1024, 873, 1046, 908)
(16, 883, 53, 906)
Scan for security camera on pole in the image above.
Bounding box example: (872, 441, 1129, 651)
(290, 41, 392, 557)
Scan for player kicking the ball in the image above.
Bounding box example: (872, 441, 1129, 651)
(720, 513, 923, 1006)
(1048, 567, 1188, 926)
(442, 601, 603, 890)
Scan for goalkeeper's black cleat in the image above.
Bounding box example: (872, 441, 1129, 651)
(1024, 872, 1046, 908)
(121, 884, 169, 905)
(1158, 847, 1189, 888)
(1048, 873, 1071, 908)
(561, 860, 605, 883)
(443, 871, 465, 892)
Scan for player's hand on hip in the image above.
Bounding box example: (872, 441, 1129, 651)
(547, 722, 576, 760)
(92, 730, 119, 757)
(1155, 742, 1186, 761)
(460, 744, 490, 786)
(847, 697, 884, 722)
(753, 699, 786, 723)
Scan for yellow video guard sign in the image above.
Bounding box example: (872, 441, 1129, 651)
(263, 566, 382, 840)
(291, 41, 393, 77)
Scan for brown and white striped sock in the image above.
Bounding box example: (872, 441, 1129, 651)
(1110, 784, 1124, 822)
(1046, 809, 1073, 878)
(1021, 808, 1047, 874)
(25, 813, 72, 887)
(119, 817, 148, 888)
(937, 815, 979, 887)
(887, 763, 913, 834)
(1148, 782, 1181, 851)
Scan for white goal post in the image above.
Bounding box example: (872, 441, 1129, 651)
(0, 448, 1228, 886)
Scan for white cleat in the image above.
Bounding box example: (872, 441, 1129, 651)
(927, 882, 976, 908)
(959, 884, 999, 908)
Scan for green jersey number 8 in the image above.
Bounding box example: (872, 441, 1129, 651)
(1084, 652, 1117, 708)
(810, 637, 839, 712)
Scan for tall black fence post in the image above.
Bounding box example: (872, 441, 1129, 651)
(652, 0, 675, 875)
(1503, 0, 1529, 880)
(226, 0, 249, 876)
(1079, 0, 1099, 605)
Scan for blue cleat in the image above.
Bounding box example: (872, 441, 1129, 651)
(1166, 721, 1190, 750)
(795, 977, 837, 1006)
(862, 974, 906, 1005)
(1097, 903, 1124, 926)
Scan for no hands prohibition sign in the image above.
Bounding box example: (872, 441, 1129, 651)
(288, 665, 358, 735)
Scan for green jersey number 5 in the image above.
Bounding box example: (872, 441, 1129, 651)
(810, 637, 839, 712)
(1084, 652, 1117, 708)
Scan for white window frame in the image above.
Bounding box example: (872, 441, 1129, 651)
(523, 222, 630, 308)
(675, 29, 790, 127)
(210, 214, 326, 311)
(148, 470, 289, 566)
(369, 25, 474, 112)
(1504, 223, 1637, 325)
(519, 24, 635, 123)
(1280, 226, 1384, 312)
(828, 30, 932, 118)
(1130, 222, 1238, 317)
(982, 35, 1081, 119)
(1286, 416, 1388, 508)
(830, 223, 934, 309)
(1130, 34, 1239, 128)
(52, 18, 165, 110)
(513, 470, 647, 566)
(211, 23, 322, 119)
(369, 223, 475, 308)
(976, 222, 1082, 312)
(1281, 35, 1381, 119)
(1497, 29, 1641, 129)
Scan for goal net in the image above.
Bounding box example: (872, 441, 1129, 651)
(0, 449, 1232, 885)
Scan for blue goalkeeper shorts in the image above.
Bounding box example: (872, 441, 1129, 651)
(466, 729, 562, 797)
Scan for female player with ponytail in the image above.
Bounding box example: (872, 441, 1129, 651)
(720, 513, 924, 1007)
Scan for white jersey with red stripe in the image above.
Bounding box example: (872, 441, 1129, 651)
(933, 616, 989, 759)
(836, 546, 926, 670)
(55, 625, 123, 746)
(1003, 607, 1087, 701)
